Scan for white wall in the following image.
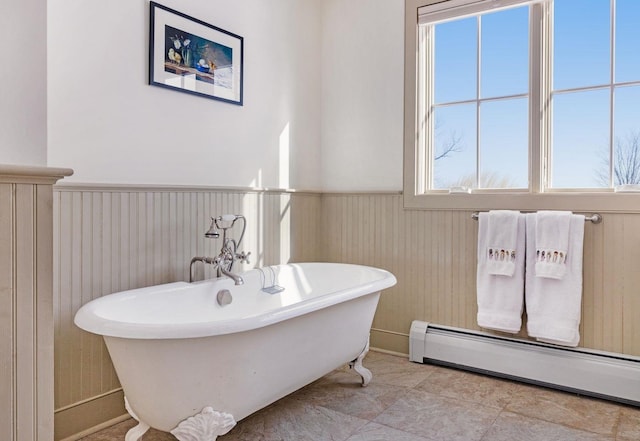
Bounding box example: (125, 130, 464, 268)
(47, 0, 322, 190)
(0, 0, 48, 166)
(47, 0, 404, 191)
(320, 0, 405, 191)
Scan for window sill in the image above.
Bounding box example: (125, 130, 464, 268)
(403, 191, 640, 213)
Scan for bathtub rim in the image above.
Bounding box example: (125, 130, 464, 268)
(74, 262, 396, 340)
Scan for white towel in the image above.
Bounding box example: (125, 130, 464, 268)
(534, 211, 572, 279)
(476, 212, 525, 333)
(525, 213, 585, 347)
(486, 210, 520, 277)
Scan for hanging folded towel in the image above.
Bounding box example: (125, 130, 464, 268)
(534, 211, 572, 279)
(525, 213, 585, 347)
(476, 212, 525, 334)
(486, 210, 520, 277)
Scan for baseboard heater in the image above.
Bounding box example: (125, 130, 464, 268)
(409, 321, 640, 407)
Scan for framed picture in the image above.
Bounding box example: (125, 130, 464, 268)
(149, 1, 244, 105)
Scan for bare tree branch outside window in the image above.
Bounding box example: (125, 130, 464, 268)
(433, 116, 465, 161)
(433, 120, 518, 189)
(596, 131, 640, 186)
(434, 129, 463, 161)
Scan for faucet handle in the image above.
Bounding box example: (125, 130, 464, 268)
(237, 251, 251, 264)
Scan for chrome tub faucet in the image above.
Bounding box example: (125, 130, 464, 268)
(190, 214, 250, 284)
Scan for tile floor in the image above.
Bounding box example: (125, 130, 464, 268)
(81, 351, 640, 441)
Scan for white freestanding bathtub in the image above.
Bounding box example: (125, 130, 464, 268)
(74, 262, 396, 441)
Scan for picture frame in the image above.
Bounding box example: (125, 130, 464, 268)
(149, 1, 244, 105)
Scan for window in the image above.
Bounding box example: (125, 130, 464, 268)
(430, 5, 529, 190)
(551, 0, 640, 189)
(404, 0, 640, 211)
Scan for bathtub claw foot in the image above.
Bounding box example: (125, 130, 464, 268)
(124, 397, 150, 441)
(125, 422, 150, 441)
(349, 339, 372, 386)
(171, 406, 236, 441)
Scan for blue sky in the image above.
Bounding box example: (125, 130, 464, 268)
(431, 0, 640, 189)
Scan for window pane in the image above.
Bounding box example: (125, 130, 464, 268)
(481, 6, 529, 98)
(616, 0, 640, 83)
(613, 86, 640, 185)
(434, 18, 477, 103)
(551, 89, 610, 188)
(553, 0, 610, 90)
(433, 104, 477, 189)
(480, 98, 528, 188)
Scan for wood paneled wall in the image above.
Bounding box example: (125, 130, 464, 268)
(53, 187, 640, 439)
(1, 183, 54, 441)
(320, 193, 640, 358)
(52, 185, 321, 440)
(0, 166, 72, 441)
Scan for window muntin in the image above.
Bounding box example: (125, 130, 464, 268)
(430, 5, 530, 191)
(549, 0, 640, 189)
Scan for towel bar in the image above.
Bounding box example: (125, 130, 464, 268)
(471, 212, 602, 224)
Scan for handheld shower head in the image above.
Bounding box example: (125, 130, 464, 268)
(204, 217, 220, 238)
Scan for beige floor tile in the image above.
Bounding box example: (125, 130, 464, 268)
(291, 372, 410, 420)
(505, 383, 621, 436)
(616, 406, 640, 441)
(415, 366, 520, 409)
(77, 353, 636, 441)
(373, 389, 501, 441)
(361, 351, 437, 388)
(218, 395, 369, 441)
(345, 422, 432, 441)
(481, 411, 615, 441)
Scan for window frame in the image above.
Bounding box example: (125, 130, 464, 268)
(403, 0, 640, 212)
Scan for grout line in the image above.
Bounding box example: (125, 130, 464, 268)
(477, 408, 505, 441)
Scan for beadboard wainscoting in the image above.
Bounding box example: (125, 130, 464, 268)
(53, 188, 640, 440)
(0, 166, 72, 441)
(319, 193, 640, 358)
(52, 185, 321, 441)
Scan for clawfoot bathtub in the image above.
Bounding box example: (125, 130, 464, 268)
(74, 262, 396, 441)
